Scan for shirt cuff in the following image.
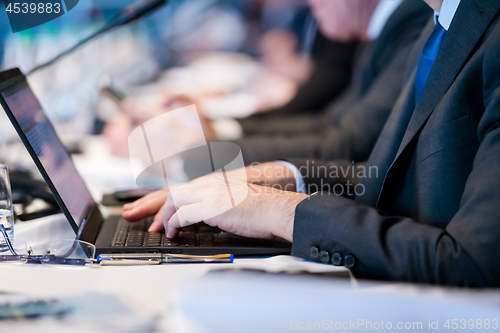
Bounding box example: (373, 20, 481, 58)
(275, 161, 306, 193)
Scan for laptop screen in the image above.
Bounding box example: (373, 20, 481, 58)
(1, 76, 95, 227)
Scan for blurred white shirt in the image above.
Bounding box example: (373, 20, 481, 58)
(367, 0, 404, 40)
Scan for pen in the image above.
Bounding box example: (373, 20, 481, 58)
(99, 259, 161, 266)
(97, 253, 234, 265)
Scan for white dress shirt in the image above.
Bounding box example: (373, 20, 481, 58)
(437, 0, 462, 30)
(367, 0, 404, 40)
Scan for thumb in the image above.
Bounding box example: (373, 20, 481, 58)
(166, 203, 206, 238)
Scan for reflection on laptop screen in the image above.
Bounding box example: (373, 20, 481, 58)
(1, 79, 94, 227)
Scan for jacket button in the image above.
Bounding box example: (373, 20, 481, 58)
(319, 250, 330, 264)
(344, 255, 356, 268)
(331, 252, 343, 266)
(310, 246, 320, 259)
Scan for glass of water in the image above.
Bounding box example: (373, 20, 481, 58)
(0, 164, 14, 252)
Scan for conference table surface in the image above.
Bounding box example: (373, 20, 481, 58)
(1, 137, 499, 332)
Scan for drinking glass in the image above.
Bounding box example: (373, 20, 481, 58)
(0, 164, 14, 252)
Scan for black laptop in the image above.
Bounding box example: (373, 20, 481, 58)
(0, 68, 291, 256)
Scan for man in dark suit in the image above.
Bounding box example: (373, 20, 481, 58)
(124, 0, 500, 288)
(230, 0, 433, 164)
(182, 0, 431, 179)
(242, 32, 359, 123)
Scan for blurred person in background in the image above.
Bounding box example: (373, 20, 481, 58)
(102, 0, 367, 156)
(125, 0, 500, 288)
(230, 0, 432, 165)
(235, 0, 385, 136)
(163, 0, 249, 65)
(123, 0, 431, 216)
(180, 0, 431, 176)
(105, 0, 432, 169)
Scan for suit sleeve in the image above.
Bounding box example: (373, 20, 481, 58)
(290, 44, 500, 288)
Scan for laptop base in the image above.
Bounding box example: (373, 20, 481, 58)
(95, 215, 292, 257)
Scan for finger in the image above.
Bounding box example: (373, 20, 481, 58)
(123, 195, 151, 210)
(127, 190, 168, 209)
(123, 190, 166, 210)
(165, 211, 181, 239)
(122, 203, 134, 210)
(122, 192, 168, 222)
(148, 205, 165, 232)
(161, 193, 178, 233)
(123, 204, 161, 221)
(161, 184, 206, 235)
(166, 203, 206, 238)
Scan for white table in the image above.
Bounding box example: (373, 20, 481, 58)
(1, 137, 499, 332)
(2, 214, 351, 332)
(2, 214, 499, 333)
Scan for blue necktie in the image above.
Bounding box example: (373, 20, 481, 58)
(415, 21, 446, 102)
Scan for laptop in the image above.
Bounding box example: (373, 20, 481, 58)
(0, 68, 291, 256)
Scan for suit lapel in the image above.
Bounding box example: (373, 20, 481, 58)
(394, 0, 500, 161)
(368, 0, 500, 207)
(357, 75, 417, 206)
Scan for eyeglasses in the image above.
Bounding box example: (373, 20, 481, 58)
(0, 219, 97, 266)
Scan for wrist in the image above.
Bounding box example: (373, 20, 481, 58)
(272, 192, 308, 242)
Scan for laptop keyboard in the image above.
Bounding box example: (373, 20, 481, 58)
(112, 217, 227, 248)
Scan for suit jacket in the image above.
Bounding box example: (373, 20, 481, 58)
(238, 37, 359, 136)
(289, 0, 500, 287)
(235, 0, 432, 164)
(267, 36, 359, 116)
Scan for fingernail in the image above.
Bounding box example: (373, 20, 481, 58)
(148, 222, 160, 232)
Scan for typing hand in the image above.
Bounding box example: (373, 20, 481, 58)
(160, 175, 307, 242)
(122, 170, 232, 231)
(122, 189, 169, 231)
(122, 162, 304, 237)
